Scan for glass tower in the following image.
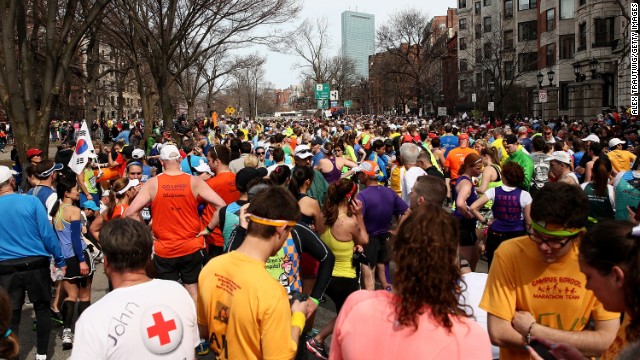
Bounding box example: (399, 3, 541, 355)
(341, 11, 375, 79)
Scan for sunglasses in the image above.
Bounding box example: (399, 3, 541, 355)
(256, 152, 265, 155)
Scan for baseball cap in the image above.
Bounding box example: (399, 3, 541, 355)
(26, 148, 43, 159)
(116, 179, 140, 195)
(101, 190, 110, 197)
(310, 137, 323, 146)
(294, 145, 313, 159)
(352, 161, 380, 178)
(35, 161, 64, 178)
(402, 134, 413, 143)
(608, 138, 625, 148)
(235, 167, 268, 193)
(193, 159, 213, 176)
(131, 149, 146, 159)
(82, 200, 101, 211)
(504, 134, 518, 145)
(0, 166, 17, 183)
(545, 151, 572, 165)
(159, 144, 181, 161)
(458, 133, 469, 140)
(582, 134, 600, 143)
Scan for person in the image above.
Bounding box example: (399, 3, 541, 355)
(416, 150, 444, 179)
(440, 124, 459, 158)
(444, 133, 478, 200)
(125, 144, 226, 306)
(89, 178, 140, 240)
(27, 159, 64, 217)
(581, 158, 615, 228)
(504, 134, 534, 190)
(197, 187, 309, 359)
(470, 161, 532, 267)
(608, 137, 636, 175)
(0, 288, 19, 359)
(517, 126, 533, 153)
(355, 161, 408, 291)
(408, 175, 448, 210)
(306, 179, 368, 359)
(77, 157, 99, 205)
(0, 166, 66, 360)
(293, 145, 329, 210)
(400, 143, 426, 204)
(479, 182, 620, 360)
(529, 136, 551, 197)
(329, 204, 492, 359)
(452, 153, 483, 270)
(583, 142, 604, 183)
(476, 146, 503, 195)
(51, 177, 96, 350)
(71, 218, 198, 359)
(547, 151, 579, 185)
(316, 142, 357, 185)
(228, 141, 252, 173)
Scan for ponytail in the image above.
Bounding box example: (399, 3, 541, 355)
(288, 166, 313, 197)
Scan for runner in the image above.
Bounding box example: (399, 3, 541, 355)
(89, 178, 140, 240)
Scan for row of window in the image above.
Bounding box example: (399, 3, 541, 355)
(459, 0, 574, 19)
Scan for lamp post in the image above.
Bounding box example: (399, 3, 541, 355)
(589, 57, 599, 79)
(536, 70, 555, 120)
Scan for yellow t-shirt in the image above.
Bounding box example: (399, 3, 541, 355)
(608, 149, 636, 172)
(601, 314, 631, 360)
(479, 236, 620, 360)
(197, 251, 297, 360)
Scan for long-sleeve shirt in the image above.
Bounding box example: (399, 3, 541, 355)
(0, 194, 65, 267)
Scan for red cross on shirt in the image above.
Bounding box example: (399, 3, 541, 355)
(147, 312, 177, 346)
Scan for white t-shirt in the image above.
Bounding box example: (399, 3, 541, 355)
(401, 166, 426, 204)
(461, 272, 500, 359)
(71, 279, 198, 360)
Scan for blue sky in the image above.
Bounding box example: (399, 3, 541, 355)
(262, 0, 456, 88)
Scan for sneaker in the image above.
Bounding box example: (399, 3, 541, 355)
(35, 354, 47, 360)
(304, 328, 320, 339)
(61, 328, 73, 350)
(50, 308, 63, 325)
(196, 339, 209, 356)
(305, 338, 328, 359)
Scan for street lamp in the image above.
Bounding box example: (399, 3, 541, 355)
(547, 70, 555, 87)
(488, 81, 495, 120)
(589, 57, 599, 79)
(537, 72, 544, 87)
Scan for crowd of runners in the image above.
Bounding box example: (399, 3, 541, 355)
(0, 111, 640, 359)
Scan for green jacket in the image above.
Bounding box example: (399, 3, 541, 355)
(506, 150, 534, 191)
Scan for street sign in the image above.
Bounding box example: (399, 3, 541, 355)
(438, 107, 447, 116)
(344, 100, 352, 108)
(317, 99, 329, 110)
(539, 90, 548, 103)
(472, 93, 477, 102)
(225, 106, 236, 116)
(330, 101, 338, 107)
(330, 90, 339, 101)
(488, 102, 495, 111)
(314, 83, 330, 99)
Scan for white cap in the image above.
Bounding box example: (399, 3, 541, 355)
(294, 145, 313, 159)
(116, 179, 140, 195)
(193, 159, 213, 175)
(608, 138, 625, 148)
(0, 166, 17, 183)
(545, 151, 572, 165)
(102, 190, 110, 197)
(132, 149, 145, 159)
(160, 144, 181, 161)
(581, 134, 600, 143)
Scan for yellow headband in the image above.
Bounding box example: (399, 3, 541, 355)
(531, 221, 583, 237)
(249, 215, 296, 227)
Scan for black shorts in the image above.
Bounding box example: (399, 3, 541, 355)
(325, 276, 360, 313)
(63, 249, 96, 286)
(363, 233, 390, 267)
(154, 249, 205, 284)
(0, 256, 51, 310)
(458, 219, 478, 247)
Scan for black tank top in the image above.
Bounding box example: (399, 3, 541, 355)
(296, 193, 316, 226)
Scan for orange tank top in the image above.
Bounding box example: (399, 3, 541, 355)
(152, 173, 204, 258)
(104, 204, 128, 221)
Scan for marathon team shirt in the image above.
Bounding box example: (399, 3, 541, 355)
(265, 237, 302, 294)
(71, 279, 198, 360)
(479, 236, 620, 360)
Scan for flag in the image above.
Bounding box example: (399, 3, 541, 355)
(462, 112, 468, 119)
(68, 121, 97, 174)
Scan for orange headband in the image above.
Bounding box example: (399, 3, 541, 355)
(249, 215, 297, 227)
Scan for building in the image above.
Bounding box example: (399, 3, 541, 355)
(427, 9, 459, 115)
(341, 11, 375, 79)
(456, 0, 630, 119)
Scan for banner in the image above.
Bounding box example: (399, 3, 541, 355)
(68, 121, 97, 174)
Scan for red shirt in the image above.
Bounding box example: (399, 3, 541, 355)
(202, 172, 239, 247)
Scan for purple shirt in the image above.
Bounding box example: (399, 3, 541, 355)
(357, 185, 409, 236)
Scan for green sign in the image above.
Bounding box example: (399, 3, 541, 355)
(314, 83, 330, 99)
(317, 99, 329, 109)
(344, 100, 353, 108)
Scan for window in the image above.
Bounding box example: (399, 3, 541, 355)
(484, 0, 492, 6)
(505, 0, 513, 17)
(484, 43, 493, 59)
(560, 0, 575, 19)
(475, 24, 482, 39)
(518, 21, 537, 41)
(579, 0, 586, 6)
(476, 73, 483, 87)
(546, 9, 555, 32)
(518, 52, 537, 72)
(519, 0, 536, 10)
(475, 1, 481, 14)
(460, 79, 468, 93)
(484, 17, 492, 32)
(460, 18, 467, 30)
(460, 37, 467, 50)
(578, 22, 587, 51)
(504, 61, 514, 79)
(594, 17, 615, 47)
(460, 59, 469, 71)
(559, 82, 569, 110)
(559, 34, 575, 59)
(459, 0, 467, 8)
(546, 43, 555, 66)
(476, 48, 483, 62)
(504, 30, 514, 49)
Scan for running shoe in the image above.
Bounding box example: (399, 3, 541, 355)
(196, 339, 210, 356)
(62, 328, 73, 350)
(304, 328, 320, 339)
(306, 337, 328, 359)
(50, 308, 63, 325)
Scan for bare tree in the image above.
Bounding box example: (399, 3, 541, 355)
(234, 55, 267, 119)
(0, 0, 111, 162)
(281, 18, 333, 83)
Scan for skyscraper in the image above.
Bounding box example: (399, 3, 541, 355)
(341, 11, 375, 79)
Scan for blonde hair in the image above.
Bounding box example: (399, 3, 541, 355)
(244, 154, 259, 168)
